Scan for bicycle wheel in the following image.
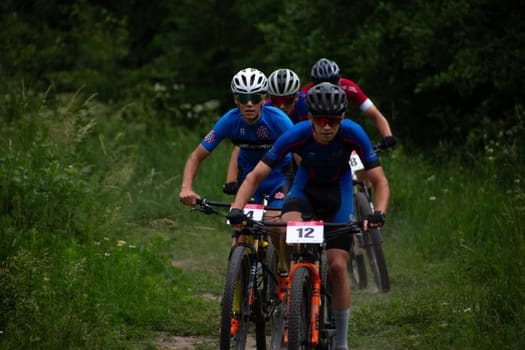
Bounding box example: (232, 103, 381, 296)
(354, 192, 390, 292)
(318, 253, 336, 350)
(347, 236, 367, 289)
(287, 266, 312, 350)
(220, 245, 251, 350)
(262, 242, 285, 350)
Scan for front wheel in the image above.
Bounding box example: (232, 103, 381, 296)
(354, 192, 390, 292)
(263, 243, 285, 350)
(347, 235, 367, 289)
(220, 245, 251, 350)
(287, 267, 312, 350)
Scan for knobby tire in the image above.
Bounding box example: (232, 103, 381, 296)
(318, 253, 336, 350)
(348, 239, 367, 289)
(287, 267, 312, 350)
(354, 192, 390, 292)
(264, 243, 285, 350)
(220, 245, 251, 350)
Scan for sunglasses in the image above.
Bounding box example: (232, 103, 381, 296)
(270, 95, 295, 106)
(237, 93, 264, 105)
(312, 117, 343, 127)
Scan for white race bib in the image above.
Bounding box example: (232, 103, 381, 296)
(286, 221, 324, 244)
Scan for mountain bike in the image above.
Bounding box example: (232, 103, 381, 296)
(192, 199, 283, 350)
(262, 219, 362, 350)
(348, 147, 390, 292)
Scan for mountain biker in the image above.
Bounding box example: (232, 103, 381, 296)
(179, 68, 294, 211)
(223, 68, 308, 195)
(227, 82, 390, 350)
(302, 58, 397, 150)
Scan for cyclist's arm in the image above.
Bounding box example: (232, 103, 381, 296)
(226, 146, 240, 182)
(363, 104, 392, 137)
(232, 161, 272, 210)
(179, 144, 210, 206)
(365, 166, 390, 214)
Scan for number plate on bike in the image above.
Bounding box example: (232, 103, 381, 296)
(243, 203, 264, 220)
(349, 150, 365, 173)
(226, 203, 264, 224)
(286, 221, 324, 244)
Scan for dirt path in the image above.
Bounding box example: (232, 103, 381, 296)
(153, 332, 259, 350)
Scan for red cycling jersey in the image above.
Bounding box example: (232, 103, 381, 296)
(300, 78, 373, 112)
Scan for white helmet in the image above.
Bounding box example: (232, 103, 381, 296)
(231, 68, 268, 94)
(268, 68, 301, 96)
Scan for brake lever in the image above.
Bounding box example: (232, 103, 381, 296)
(190, 205, 217, 215)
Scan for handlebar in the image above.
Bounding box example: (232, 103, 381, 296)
(192, 198, 363, 237)
(195, 198, 282, 211)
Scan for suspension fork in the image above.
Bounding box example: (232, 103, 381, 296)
(284, 261, 322, 346)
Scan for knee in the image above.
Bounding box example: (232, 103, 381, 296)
(328, 259, 347, 282)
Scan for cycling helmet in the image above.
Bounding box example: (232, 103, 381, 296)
(267, 68, 301, 96)
(306, 82, 347, 115)
(231, 68, 268, 94)
(311, 58, 341, 85)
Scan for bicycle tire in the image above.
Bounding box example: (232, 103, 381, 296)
(347, 240, 367, 289)
(263, 242, 285, 350)
(220, 245, 251, 350)
(354, 192, 390, 292)
(318, 253, 336, 350)
(287, 266, 312, 350)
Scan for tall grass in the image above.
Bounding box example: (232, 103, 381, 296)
(0, 83, 225, 349)
(1, 81, 523, 349)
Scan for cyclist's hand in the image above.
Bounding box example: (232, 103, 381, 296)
(227, 208, 247, 226)
(380, 135, 397, 149)
(223, 182, 239, 195)
(179, 188, 200, 206)
(364, 210, 386, 231)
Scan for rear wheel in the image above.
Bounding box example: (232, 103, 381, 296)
(354, 192, 390, 292)
(220, 245, 251, 349)
(287, 267, 312, 350)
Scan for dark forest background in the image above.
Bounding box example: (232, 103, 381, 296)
(1, 0, 524, 152)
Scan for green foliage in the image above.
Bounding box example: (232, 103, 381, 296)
(2, 0, 524, 149)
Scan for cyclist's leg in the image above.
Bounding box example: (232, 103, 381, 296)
(324, 176, 354, 350)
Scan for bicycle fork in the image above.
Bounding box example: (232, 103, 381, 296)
(283, 262, 322, 346)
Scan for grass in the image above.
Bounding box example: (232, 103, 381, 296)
(0, 85, 524, 349)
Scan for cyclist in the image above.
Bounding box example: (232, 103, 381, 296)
(223, 68, 308, 195)
(179, 68, 294, 212)
(228, 82, 390, 350)
(302, 58, 397, 149)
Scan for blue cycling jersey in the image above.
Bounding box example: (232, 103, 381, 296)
(201, 105, 294, 205)
(264, 92, 309, 124)
(262, 119, 379, 221)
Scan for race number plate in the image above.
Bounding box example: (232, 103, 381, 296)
(349, 150, 365, 173)
(227, 203, 265, 224)
(286, 221, 324, 244)
(243, 203, 265, 221)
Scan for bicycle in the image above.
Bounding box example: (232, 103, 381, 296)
(192, 198, 284, 350)
(261, 219, 362, 350)
(347, 146, 391, 292)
